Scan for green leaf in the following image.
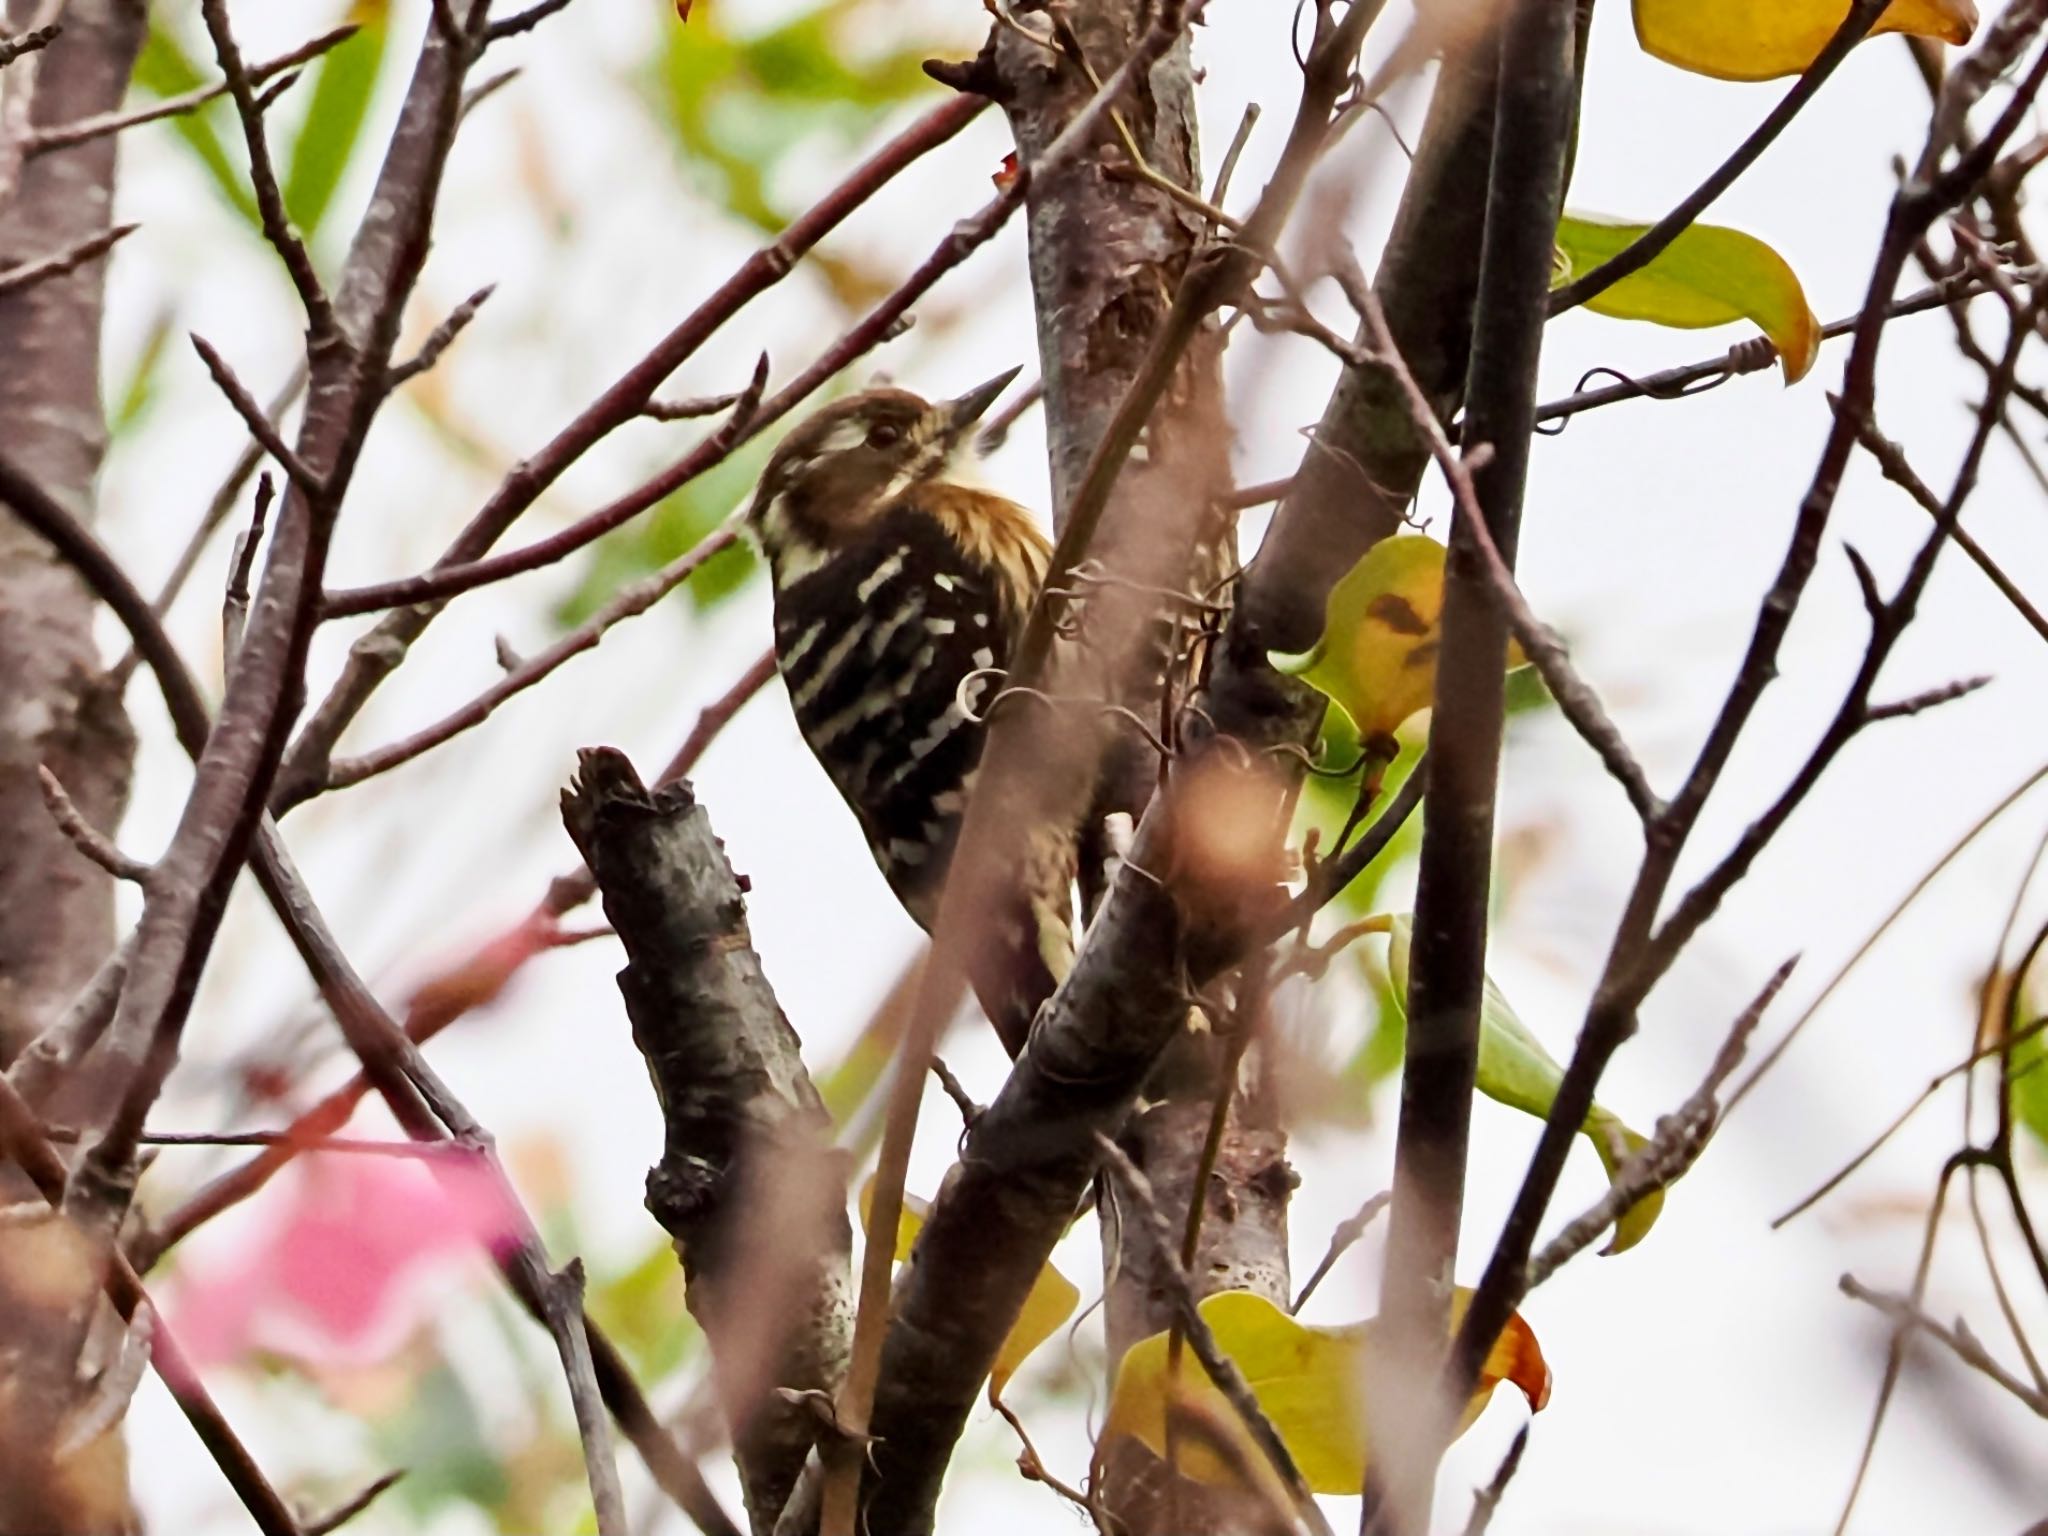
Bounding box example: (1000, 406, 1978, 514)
(1555, 212, 1820, 383)
(651, 1, 940, 238)
(585, 1238, 702, 1381)
(111, 309, 176, 435)
(134, 24, 259, 227)
(377, 1363, 509, 1516)
(282, 7, 389, 239)
(1385, 914, 1665, 1253)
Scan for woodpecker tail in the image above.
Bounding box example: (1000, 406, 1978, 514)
(966, 821, 1079, 1057)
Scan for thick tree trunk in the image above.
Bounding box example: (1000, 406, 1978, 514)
(0, 0, 143, 1081)
(987, 6, 1293, 1531)
(0, 3, 148, 1531)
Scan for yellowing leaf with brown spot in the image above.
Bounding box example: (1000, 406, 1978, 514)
(1271, 535, 1527, 742)
(1634, 0, 1976, 81)
(1103, 1290, 1550, 1496)
(1556, 212, 1821, 382)
(860, 1177, 1079, 1395)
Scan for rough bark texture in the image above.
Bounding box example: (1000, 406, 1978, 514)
(987, 10, 1283, 1532)
(0, 4, 145, 1531)
(843, 33, 1506, 1534)
(995, 4, 1222, 528)
(0, 0, 143, 1078)
(1099, 1093, 1295, 1533)
(563, 750, 850, 1536)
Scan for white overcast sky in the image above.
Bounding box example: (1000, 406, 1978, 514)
(85, 1, 2048, 1531)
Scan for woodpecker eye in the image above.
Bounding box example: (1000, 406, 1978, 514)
(866, 422, 903, 449)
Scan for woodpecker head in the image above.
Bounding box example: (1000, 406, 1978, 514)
(747, 367, 1020, 585)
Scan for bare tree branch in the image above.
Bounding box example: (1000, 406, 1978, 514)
(281, 92, 987, 795)
(324, 516, 743, 790)
(0, 217, 131, 298)
(564, 750, 851, 1533)
(21, 25, 355, 157)
(36, 765, 149, 884)
(1449, 7, 2048, 1418)
(386, 282, 495, 390)
(1840, 1275, 2048, 1417)
(536, 1260, 629, 1536)
(195, 0, 334, 337)
(190, 334, 321, 494)
(0, 22, 60, 69)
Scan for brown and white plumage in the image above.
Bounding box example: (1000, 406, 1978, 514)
(746, 371, 1075, 1053)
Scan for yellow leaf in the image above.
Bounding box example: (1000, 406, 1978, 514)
(1271, 535, 1531, 742)
(1634, 0, 1976, 81)
(859, 1177, 1080, 1395)
(1104, 1290, 1550, 1496)
(1556, 212, 1821, 382)
(1587, 1113, 1665, 1256)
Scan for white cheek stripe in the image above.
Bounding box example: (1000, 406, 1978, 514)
(760, 494, 828, 585)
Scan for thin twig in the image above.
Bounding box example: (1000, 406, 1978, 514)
(225, 475, 275, 664)
(643, 387, 749, 422)
(0, 21, 59, 67)
(1534, 273, 2005, 426)
(0, 221, 136, 299)
(111, 366, 305, 689)
(1773, 1015, 2048, 1228)
(1863, 674, 1993, 723)
(1833, 396, 2048, 647)
(538, 1260, 629, 1536)
(1289, 1190, 1389, 1313)
(1840, 1274, 2048, 1415)
(191, 335, 322, 494)
(323, 522, 741, 790)
(303, 1470, 404, 1536)
(321, 352, 769, 617)
(196, 0, 335, 337)
(1459, 1424, 1529, 1536)
(37, 766, 151, 883)
(386, 283, 496, 390)
(484, 0, 576, 43)
(23, 26, 356, 156)
(1727, 760, 2048, 1116)
(1526, 958, 1795, 1289)
(1335, 257, 1659, 821)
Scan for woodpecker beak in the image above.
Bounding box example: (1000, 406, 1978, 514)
(939, 366, 1023, 443)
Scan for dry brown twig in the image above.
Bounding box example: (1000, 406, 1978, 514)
(0, 219, 135, 298)
(1840, 1276, 2048, 1416)
(36, 766, 152, 885)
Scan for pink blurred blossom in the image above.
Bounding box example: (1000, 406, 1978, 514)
(172, 1150, 525, 1367)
